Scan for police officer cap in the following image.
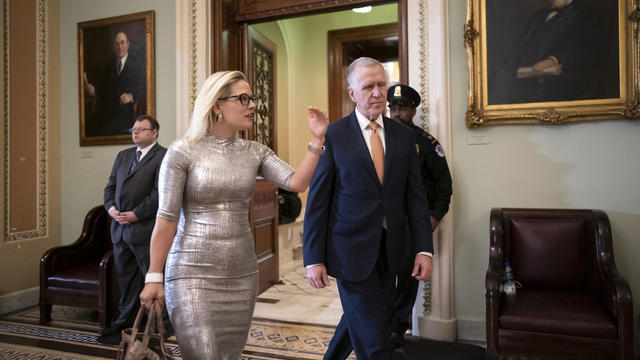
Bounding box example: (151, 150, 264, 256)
(387, 84, 421, 108)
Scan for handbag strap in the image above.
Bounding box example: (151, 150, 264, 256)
(140, 301, 158, 348)
(128, 300, 147, 338)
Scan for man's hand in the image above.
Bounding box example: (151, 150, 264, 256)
(115, 211, 138, 224)
(120, 92, 133, 104)
(532, 58, 557, 75)
(430, 216, 439, 231)
(411, 254, 433, 281)
(108, 208, 120, 220)
(86, 83, 96, 96)
(306, 264, 331, 288)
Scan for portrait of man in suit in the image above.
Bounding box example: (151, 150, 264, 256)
(100, 115, 167, 342)
(303, 57, 433, 359)
(85, 30, 145, 136)
(486, 0, 620, 105)
(79, 12, 154, 145)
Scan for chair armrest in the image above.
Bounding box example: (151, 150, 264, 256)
(40, 206, 109, 276)
(486, 208, 506, 355)
(98, 251, 114, 310)
(592, 210, 633, 357)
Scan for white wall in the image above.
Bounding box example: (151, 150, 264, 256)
(448, 0, 640, 326)
(60, 0, 176, 243)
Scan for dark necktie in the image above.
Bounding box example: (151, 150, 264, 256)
(117, 59, 123, 74)
(130, 150, 141, 173)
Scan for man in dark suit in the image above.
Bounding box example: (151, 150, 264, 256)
(303, 57, 433, 359)
(87, 30, 145, 136)
(101, 115, 167, 340)
(492, 0, 606, 104)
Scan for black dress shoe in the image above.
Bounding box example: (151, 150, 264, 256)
(99, 323, 124, 337)
(97, 332, 122, 345)
(390, 331, 406, 349)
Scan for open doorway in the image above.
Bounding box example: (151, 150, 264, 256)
(242, 3, 399, 324)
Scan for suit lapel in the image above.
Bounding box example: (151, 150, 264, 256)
(126, 143, 157, 178)
(346, 112, 380, 187)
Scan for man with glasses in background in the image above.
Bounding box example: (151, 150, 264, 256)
(100, 115, 167, 343)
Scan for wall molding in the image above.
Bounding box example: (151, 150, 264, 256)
(176, 0, 210, 138)
(3, 0, 49, 242)
(0, 287, 38, 316)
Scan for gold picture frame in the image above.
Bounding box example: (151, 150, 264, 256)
(78, 11, 155, 145)
(464, 0, 640, 128)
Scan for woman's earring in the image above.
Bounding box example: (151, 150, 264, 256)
(216, 113, 223, 122)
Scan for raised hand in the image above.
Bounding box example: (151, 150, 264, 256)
(307, 106, 328, 141)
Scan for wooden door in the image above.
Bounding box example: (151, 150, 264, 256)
(249, 179, 279, 294)
(245, 26, 277, 152)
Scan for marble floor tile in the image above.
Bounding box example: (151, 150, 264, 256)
(254, 259, 342, 326)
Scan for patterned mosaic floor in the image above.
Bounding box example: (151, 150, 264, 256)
(0, 305, 354, 359)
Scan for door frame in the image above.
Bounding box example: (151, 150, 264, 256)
(328, 22, 400, 122)
(212, 0, 408, 83)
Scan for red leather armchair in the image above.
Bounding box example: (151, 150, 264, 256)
(40, 205, 114, 328)
(486, 208, 633, 360)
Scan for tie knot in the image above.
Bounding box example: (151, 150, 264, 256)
(136, 150, 142, 159)
(367, 122, 378, 131)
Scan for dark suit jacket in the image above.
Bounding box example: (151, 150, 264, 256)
(97, 53, 146, 135)
(303, 111, 432, 282)
(496, 1, 604, 103)
(104, 143, 167, 245)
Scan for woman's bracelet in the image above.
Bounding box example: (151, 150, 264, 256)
(145, 272, 164, 284)
(308, 142, 326, 155)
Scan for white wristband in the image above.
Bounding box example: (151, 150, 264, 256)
(145, 272, 163, 284)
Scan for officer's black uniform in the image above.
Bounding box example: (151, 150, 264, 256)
(387, 85, 453, 346)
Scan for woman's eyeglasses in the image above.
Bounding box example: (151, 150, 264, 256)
(219, 93, 258, 106)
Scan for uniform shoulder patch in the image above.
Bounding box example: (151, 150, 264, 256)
(435, 144, 445, 158)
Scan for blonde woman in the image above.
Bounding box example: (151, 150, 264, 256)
(140, 71, 327, 359)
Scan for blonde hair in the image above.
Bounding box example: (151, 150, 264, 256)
(183, 71, 248, 143)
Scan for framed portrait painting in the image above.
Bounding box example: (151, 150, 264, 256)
(78, 11, 155, 145)
(464, 0, 640, 127)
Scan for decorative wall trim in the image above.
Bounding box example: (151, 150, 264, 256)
(176, 0, 210, 138)
(418, 0, 431, 131)
(0, 287, 38, 316)
(189, 0, 198, 112)
(3, 0, 49, 242)
(236, 0, 388, 22)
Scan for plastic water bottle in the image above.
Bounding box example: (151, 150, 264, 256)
(504, 261, 516, 295)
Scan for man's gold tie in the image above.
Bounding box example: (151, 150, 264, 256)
(368, 122, 384, 184)
(368, 122, 387, 229)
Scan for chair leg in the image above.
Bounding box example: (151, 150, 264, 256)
(39, 303, 52, 323)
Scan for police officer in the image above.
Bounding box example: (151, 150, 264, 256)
(387, 84, 453, 348)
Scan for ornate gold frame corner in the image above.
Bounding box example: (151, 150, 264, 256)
(465, 0, 640, 128)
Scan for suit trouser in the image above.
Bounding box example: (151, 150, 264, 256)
(324, 230, 395, 360)
(112, 238, 150, 327)
(390, 257, 419, 335)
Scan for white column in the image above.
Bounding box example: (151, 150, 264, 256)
(408, 0, 457, 342)
(175, 0, 211, 138)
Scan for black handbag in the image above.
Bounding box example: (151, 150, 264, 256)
(116, 300, 175, 360)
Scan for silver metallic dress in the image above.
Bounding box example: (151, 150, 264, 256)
(157, 134, 294, 360)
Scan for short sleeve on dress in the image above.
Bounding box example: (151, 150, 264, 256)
(258, 145, 295, 190)
(157, 139, 191, 222)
